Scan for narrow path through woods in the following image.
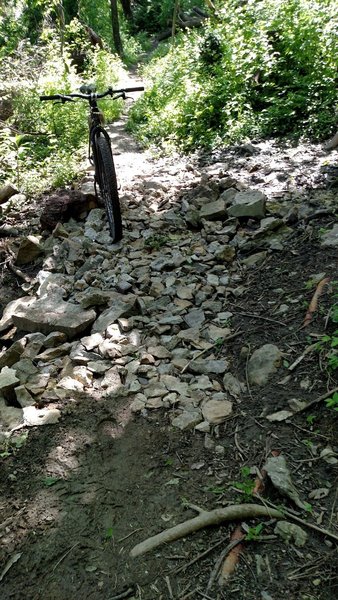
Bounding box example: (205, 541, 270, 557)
(0, 69, 337, 600)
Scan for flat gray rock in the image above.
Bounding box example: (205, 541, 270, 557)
(91, 293, 137, 333)
(199, 199, 227, 220)
(189, 359, 229, 375)
(171, 410, 202, 430)
(202, 398, 233, 424)
(248, 344, 282, 385)
(228, 190, 267, 218)
(0, 297, 35, 333)
(15, 235, 44, 266)
(0, 366, 20, 393)
(11, 293, 96, 339)
(321, 223, 338, 247)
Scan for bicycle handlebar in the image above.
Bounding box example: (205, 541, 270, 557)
(40, 86, 144, 102)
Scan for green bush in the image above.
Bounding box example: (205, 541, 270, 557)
(132, 0, 207, 34)
(0, 30, 125, 195)
(129, 0, 338, 150)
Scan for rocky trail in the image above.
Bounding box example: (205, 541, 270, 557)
(0, 84, 337, 600)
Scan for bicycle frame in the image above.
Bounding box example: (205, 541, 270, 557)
(40, 85, 144, 241)
(87, 95, 112, 172)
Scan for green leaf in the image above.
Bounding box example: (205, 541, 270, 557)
(42, 476, 60, 487)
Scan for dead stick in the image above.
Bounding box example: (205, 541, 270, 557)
(130, 504, 282, 557)
(8, 261, 32, 283)
(173, 536, 229, 574)
(234, 312, 287, 326)
(288, 343, 317, 371)
(181, 331, 242, 374)
(291, 386, 338, 416)
(207, 537, 243, 591)
(52, 541, 79, 572)
(255, 497, 338, 543)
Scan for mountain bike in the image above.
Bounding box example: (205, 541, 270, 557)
(40, 84, 144, 242)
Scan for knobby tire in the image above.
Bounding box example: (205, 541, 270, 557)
(95, 134, 122, 242)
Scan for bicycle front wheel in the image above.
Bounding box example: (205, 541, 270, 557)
(94, 134, 122, 242)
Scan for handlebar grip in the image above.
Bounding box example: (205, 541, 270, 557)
(121, 86, 145, 93)
(40, 95, 61, 101)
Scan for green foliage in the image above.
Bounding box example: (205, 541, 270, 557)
(144, 233, 169, 250)
(0, 24, 124, 195)
(0, 433, 28, 458)
(325, 392, 338, 412)
(132, 0, 206, 33)
(42, 476, 60, 486)
(232, 466, 255, 501)
(245, 522, 264, 541)
(104, 526, 114, 540)
(129, 0, 338, 150)
(315, 282, 338, 373)
(78, 0, 112, 48)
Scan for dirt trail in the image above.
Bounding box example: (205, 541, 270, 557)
(0, 72, 337, 600)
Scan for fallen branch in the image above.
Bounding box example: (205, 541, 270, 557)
(290, 386, 338, 416)
(302, 277, 331, 328)
(7, 260, 32, 284)
(205, 538, 243, 593)
(255, 497, 338, 543)
(235, 312, 287, 326)
(288, 343, 318, 371)
(130, 504, 283, 557)
(181, 331, 242, 374)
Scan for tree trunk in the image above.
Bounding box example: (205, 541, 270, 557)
(171, 0, 180, 42)
(120, 0, 132, 20)
(110, 0, 123, 56)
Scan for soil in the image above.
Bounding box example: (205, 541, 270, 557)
(0, 77, 337, 600)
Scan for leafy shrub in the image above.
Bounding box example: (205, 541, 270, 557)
(129, 0, 338, 150)
(0, 30, 124, 195)
(132, 0, 207, 33)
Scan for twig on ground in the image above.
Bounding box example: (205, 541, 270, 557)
(52, 541, 79, 572)
(109, 587, 137, 600)
(130, 504, 283, 557)
(234, 424, 247, 460)
(245, 344, 253, 400)
(197, 590, 215, 599)
(290, 386, 338, 416)
(255, 496, 338, 543)
(302, 277, 331, 328)
(234, 312, 287, 326)
(165, 576, 174, 599)
(7, 260, 32, 283)
(118, 528, 143, 543)
(329, 484, 338, 530)
(181, 331, 242, 374)
(178, 588, 198, 600)
(205, 539, 243, 593)
(172, 537, 229, 574)
(288, 343, 318, 371)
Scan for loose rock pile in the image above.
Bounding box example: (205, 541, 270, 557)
(0, 141, 337, 442)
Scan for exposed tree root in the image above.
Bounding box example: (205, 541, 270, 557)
(130, 504, 282, 557)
